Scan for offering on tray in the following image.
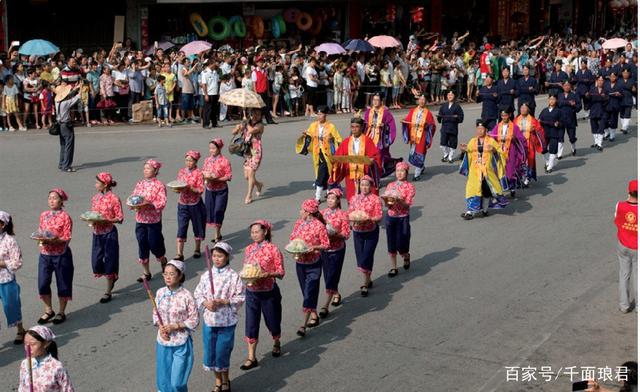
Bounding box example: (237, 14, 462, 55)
(285, 238, 310, 254)
(80, 211, 105, 222)
(30, 230, 56, 244)
(240, 264, 267, 285)
(381, 189, 402, 205)
(126, 195, 145, 207)
(348, 210, 370, 222)
(167, 180, 188, 192)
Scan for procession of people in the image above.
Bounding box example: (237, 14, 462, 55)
(0, 29, 638, 392)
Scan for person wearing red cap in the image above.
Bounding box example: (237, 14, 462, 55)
(202, 139, 232, 243)
(383, 162, 416, 277)
(614, 179, 638, 313)
(36, 188, 74, 325)
(130, 160, 168, 283)
(348, 176, 383, 296)
(90, 172, 123, 304)
(289, 199, 329, 337)
(319, 188, 351, 317)
(240, 220, 285, 370)
(174, 150, 206, 261)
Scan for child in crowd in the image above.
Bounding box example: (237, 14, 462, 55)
(289, 76, 303, 117)
(342, 66, 352, 113)
(4, 76, 24, 131)
(0, 80, 5, 131)
(80, 79, 91, 127)
(154, 75, 171, 128)
(392, 61, 406, 109)
(39, 82, 54, 129)
(219, 74, 234, 123)
(333, 66, 344, 113)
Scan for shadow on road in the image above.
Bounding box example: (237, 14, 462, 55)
(76, 155, 156, 170)
(258, 181, 316, 201)
(228, 246, 463, 392)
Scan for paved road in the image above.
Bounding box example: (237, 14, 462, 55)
(0, 99, 636, 392)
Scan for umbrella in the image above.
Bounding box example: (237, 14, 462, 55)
(368, 35, 402, 49)
(602, 38, 628, 50)
(314, 43, 346, 55)
(179, 40, 212, 56)
(343, 39, 374, 52)
(18, 39, 59, 56)
(144, 41, 174, 55)
(220, 88, 266, 108)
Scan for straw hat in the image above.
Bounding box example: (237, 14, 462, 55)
(54, 85, 72, 103)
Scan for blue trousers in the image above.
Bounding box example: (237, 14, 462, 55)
(559, 127, 577, 144)
(590, 117, 607, 134)
(135, 222, 166, 264)
(202, 325, 235, 372)
(205, 188, 228, 227)
(0, 279, 22, 327)
(321, 247, 345, 294)
(353, 226, 379, 274)
(91, 227, 119, 278)
(295, 260, 322, 312)
(607, 109, 619, 129)
(245, 285, 282, 342)
(177, 201, 206, 241)
(38, 247, 74, 299)
(385, 215, 411, 256)
(156, 337, 194, 392)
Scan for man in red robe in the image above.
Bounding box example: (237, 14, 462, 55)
(330, 117, 382, 201)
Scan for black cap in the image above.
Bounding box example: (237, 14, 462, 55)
(317, 105, 329, 114)
(351, 117, 364, 126)
(500, 108, 512, 115)
(476, 119, 487, 128)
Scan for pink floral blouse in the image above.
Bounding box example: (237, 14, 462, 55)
(193, 265, 245, 327)
(242, 242, 285, 292)
(130, 178, 167, 224)
(39, 210, 72, 256)
(348, 193, 383, 232)
(19, 354, 75, 392)
(321, 207, 351, 251)
(90, 191, 124, 235)
(176, 167, 204, 206)
(289, 218, 330, 264)
(99, 74, 114, 98)
(153, 286, 199, 346)
(0, 233, 22, 284)
(202, 154, 232, 192)
(384, 180, 416, 218)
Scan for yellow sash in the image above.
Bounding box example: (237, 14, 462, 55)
(347, 136, 366, 180)
(410, 107, 429, 144)
(515, 115, 532, 140)
(366, 108, 384, 146)
(495, 121, 514, 154)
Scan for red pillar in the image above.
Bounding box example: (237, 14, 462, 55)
(348, 0, 362, 39)
(431, 0, 442, 33)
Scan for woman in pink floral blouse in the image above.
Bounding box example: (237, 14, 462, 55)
(240, 220, 285, 370)
(319, 189, 351, 318)
(153, 259, 199, 392)
(174, 150, 206, 261)
(232, 109, 265, 205)
(290, 199, 330, 337)
(0, 211, 26, 344)
(130, 160, 168, 283)
(90, 172, 123, 304)
(348, 176, 383, 297)
(37, 188, 74, 325)
(194, 241, 244, 392)
(202, 139, 232, 243)
(20, 325, 75, 391)
(382, 162, 416, 277)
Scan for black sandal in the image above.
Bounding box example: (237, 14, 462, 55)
(388, 268, 398, 277)
(296, 326, 307, 337)
(272, 342, 281, 357)
(193, 250, 201, 259)
(360, 286, 369, 297)
(306, 316, 320, 328)
(52, 313, 66, 325)
(239, 358, 259, 370)
(212, 386, 222, 392)
(403, 255, 411, 270)
(221, 382, 230, 392)
(331, 294, 342, 307)
(37, 310, 55, 324)
(14, 330, 26, 345)
(367, 281, 373, 288)
(318, 307, 329, 319)
(99, 293, 112, 304)
(136, 273, 152, 283)
(174, 254, 184, 261)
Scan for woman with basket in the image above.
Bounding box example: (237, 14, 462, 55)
(382, 162, 416, 278)
(202, 138, 232, 244)
(239, 220, 285, 370)
(232, 109, 265, 205)
(287, 199, 330, 337)
(173, 150, 206, 261)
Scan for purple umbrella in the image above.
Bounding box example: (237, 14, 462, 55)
(314, 42, 346, 55)
(144, 41, 174, 55)
(180, 40, 212, 56)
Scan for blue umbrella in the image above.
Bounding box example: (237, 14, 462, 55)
(18, 39, 60, 56)
(343, 39, 374, 52)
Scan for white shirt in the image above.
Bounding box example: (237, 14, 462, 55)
(201, 68, 219, 95)
(304, 66, 318, 88)
(356, 61, 365, 82)
(352, 136, 361, 154)
(220, 62, 232, 75)
(318, 123, 325, 138)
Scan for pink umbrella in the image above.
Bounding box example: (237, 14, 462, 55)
(314, 43, 346, 55)
(602, 38, 628, 50)
(180, 40, 212, 56)
(368, 35, 402, 49)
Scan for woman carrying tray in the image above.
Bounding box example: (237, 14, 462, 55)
(0, 211, 27, 344)
(348, 176, 383, 297)
(240, 220, 285, 370)
(130, 159, 168, 283)
(36, 188, 73, 325)
(193, 242, 245, 392)
(202, 139, 232, 244)
(174, 150, 206, 261)
(89, 172, 123, 304)
(319, 189, 351, 318)
(382, 162, 416, 277)
(288, 199, 329, 337)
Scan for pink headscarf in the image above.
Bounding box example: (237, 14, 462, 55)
(185, 150, 201, 161)
(302, 199, 320, 214)
(327, 188, 343, 198)
(29, 325, 56, 342)
(250, 219, 272, 232)
(96, 172, 115, 186)
(49, 188, 68, 201)
(145, 159, 162, 171)
(395, 161, 410, 172)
